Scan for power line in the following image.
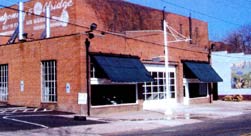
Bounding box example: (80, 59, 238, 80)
(160, 0, 242, 27)
(6, 1, 251, 59)
(219, 0, 251, 13)
(0, 1, 209, 55)
(0, 3, 90, 29)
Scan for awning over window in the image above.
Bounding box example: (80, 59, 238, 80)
(92, 54, 154, 82)
(183, 61, 223, 82)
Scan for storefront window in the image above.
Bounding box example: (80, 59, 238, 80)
(90, 61, 137, 106)
(189, 83, 208, 98)
(143, 71, 176, 100)
(91, 84, 136, 106)
(169, 72, 176, 98)
(143, 64, 177, 101)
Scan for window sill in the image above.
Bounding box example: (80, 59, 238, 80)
(41, 102, 57, 104)
(189, 96, 208, 99)
(91, 103, 138, 108)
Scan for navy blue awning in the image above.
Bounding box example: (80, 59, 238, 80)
(92, 55, 154, 82)
(183, 61, 223, 82)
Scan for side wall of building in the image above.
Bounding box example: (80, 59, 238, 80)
(212, 51, 251, 100)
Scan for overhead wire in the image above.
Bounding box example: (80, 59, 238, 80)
(213, 0, 251, 13)
(222, 0, 251, 11)
(0, 1, 212, 55)
(0, 0, 246, 58)
(160, 0, 242, 27)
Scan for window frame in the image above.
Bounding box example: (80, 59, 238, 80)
(41, 60, 57, 103)
(143, 64, 176, 101)
(189, 83, 208, 98)
(0, 64, 8, 102)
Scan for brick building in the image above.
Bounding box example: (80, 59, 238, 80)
(0, 0, 222, 114)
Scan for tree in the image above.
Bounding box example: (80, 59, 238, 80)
(223, 24, 251, 53)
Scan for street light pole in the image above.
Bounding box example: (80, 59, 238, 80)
(163, 20, 170, 99)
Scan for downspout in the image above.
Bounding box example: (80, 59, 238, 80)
(208, 44, 215, 103)
(188, 13, 192, 44)
(85, 38, 90, 116)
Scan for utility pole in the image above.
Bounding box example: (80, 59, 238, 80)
(163, 20, 170, 99)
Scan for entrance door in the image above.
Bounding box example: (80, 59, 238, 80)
(143, 64, 177, 111)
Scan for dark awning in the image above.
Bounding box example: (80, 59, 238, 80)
(183, 61, 223, 82)
(92, 54, 154, 82)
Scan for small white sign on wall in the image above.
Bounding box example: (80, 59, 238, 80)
(78, 93, 87, 105)
(20, 80, 24, 92)
(66, 83, 71, 93)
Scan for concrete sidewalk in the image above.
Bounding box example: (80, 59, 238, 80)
(66, 101, 251, 135)
(93, 101, 251, 121)
(89, 101, 251, 134)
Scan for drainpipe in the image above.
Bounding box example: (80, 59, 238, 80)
(45, 6, 50, 38)
(18, 1, 24, 41)
(188, 13, 192, 44)
(208, 44, 214, 103)
(85, 38, 90, 116)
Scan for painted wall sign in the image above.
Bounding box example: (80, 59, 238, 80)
(0, 0, 74, 35)
(231, 61, 251, 89)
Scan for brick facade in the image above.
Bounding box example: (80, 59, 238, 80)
(0, 0, 211, 114)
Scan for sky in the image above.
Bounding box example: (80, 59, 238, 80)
(1, 0, 251, 41)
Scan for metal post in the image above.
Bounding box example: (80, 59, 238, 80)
(45, 6, 50, 38)
(163, 20, 170, 99)
(208, 47, 212, 103)
(18, 1, 24, 41)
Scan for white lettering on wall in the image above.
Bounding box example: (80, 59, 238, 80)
(0, 12, 18, 24)
(0, 0, 74, 31)
(32, 0, 73, 15)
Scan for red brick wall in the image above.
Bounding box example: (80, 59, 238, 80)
(0, 34, 87, 113)
(189, 97, 211, 104)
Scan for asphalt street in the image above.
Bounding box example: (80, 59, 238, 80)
(0, 107, 106, 132)
(110, 113, 251, 136)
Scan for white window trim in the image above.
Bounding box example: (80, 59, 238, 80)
(0, 65, 8, 102)
(41, 61, 57, 103)
(144, 64, 177, 101)
(183, 78, 209, 99)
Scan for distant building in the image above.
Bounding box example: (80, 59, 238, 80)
(211, 41, 251, 54)
(212, 51, 251, 99)
(0, 0, 222, 115)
